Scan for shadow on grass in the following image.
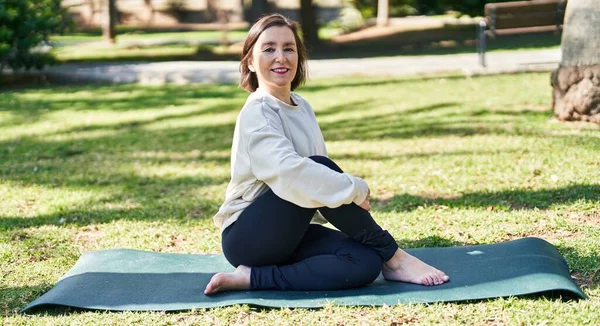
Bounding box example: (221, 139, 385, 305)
(51, 27, 561, 63)
(372, 184, 600, 212)
(330, 148, 526, 162)
(0, 194, 222, 230)
(0, 83, 246, 126)
(1, 283, 54, 316)
(396, 235, 471, 248)
(555, 244, 600, 293)
(320, 108, 544, 142)
(300, 73, 509, 93)
(312, 30, 561, 60)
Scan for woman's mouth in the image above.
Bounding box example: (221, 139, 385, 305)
(271, 68, 289, 75)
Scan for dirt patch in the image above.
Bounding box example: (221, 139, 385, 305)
(74, 225, 105, 251)
(373, 189, 396, 208)
(390, 315, 421, 325)
(499, 222, 583, 243)
(482, 317, 506, 326)
(564, 211, 600, 227)
(489, 104, 549, 113)
(166, 233, 188, 248)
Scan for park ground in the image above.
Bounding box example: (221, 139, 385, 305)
(1, 72, 599, 325)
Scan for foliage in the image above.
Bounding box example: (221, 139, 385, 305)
(0, 0, 71, 71)
(324, 4, 366, 32)
(351, 0, 418, 19)
(165, 0, 188, 22)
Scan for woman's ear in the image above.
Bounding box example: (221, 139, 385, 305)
(247, 58, 255, 72)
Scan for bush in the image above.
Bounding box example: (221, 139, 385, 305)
(326, 4, 365, 32)
(0, 0, 71, 71)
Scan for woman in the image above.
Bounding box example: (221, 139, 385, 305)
(205, 14, 449, 295)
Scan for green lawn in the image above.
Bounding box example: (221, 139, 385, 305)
(49, 27, 344, 63)
(1, 73, 599, 324)
(49, 27, 560, 63)
(50, 29, 251, 44)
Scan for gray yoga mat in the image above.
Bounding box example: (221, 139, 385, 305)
(22, 237, 585, 312)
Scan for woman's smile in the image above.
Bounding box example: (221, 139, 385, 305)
(271, 67, 290, 74)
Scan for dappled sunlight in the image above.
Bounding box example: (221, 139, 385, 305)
(131, 163, 229, 181)
(140, 111, 238, 131)
(327, 136, 527, 159)
(15, 89, 148, 102)
(129, 149, 230, 163)
(0, 111, 12, 125)
(371, 184, 600, 214)
(0, 181, 111, 220)
(90, 220, 221, 253)
(0, 102, 237, 141)
(37, 129, 123, 142)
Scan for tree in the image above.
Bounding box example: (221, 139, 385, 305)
(551, 0, 600, 123)
(300, 0, 319, 50)
(103, 0, 117, 44)
(0, 0, 71, 71)
(377, 0, 389, 26)
(251, 0, 269, 23)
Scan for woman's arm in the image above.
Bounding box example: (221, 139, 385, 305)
(247, 122, 369, 209)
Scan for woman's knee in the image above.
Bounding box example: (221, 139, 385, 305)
(359, 250, 384, 284)
(338, 242, 383, 285)
(308, 155, 343, 173)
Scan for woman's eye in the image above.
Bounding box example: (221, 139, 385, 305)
(263, 48, 275, 52)
(285, 48, 295, 52)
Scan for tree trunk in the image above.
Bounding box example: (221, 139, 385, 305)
(251, 0, 268, 23)
(103, 0, 117, 44)
(377, 0, 389, 27)
(143, 0, 155, 25)
(300, 0, 319, 51)
(551, 0, 600, 123)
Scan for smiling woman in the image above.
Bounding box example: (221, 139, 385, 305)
(204, 14, 449, 295)
(239, 15, 308, 104)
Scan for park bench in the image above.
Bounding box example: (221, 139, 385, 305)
(477, 0, 567, 67)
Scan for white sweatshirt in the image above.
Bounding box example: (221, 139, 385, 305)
(213, 87, 370, 232)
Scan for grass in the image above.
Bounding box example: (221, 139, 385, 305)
(49, 27, 344, 63)
(49, 26, 561, 63)
(50, 28, 250, 44)
(1, 72, 599, 324)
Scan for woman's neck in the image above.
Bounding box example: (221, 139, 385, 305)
(260, 85, 293, 106)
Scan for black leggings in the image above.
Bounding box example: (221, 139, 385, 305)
(221, 155, 399, 291)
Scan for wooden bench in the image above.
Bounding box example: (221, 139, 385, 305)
(477, 0, 567, 67)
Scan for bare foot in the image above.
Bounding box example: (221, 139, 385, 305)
(204, 265, 251, 295)
(382, 249, 449, 286)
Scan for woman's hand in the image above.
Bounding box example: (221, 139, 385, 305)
(358, 189, 371, 211)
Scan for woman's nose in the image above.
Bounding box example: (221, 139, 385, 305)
(275, 50, 286, 62)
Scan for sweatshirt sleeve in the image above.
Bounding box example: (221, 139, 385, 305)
(246, 112, 369, 209)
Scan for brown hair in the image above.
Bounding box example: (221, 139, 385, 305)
(239, 14, 308, 92)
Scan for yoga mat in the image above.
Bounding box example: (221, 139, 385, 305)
(22, 237, 585, 312)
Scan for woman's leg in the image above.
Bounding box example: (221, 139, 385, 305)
(204, 155, 448, 294)
(309, 155, 449, 286)
(221, 188, 316, 268)
(251, 225, 382, 290)
(205, 225, 382, 293)
(205, 187, 318, 294)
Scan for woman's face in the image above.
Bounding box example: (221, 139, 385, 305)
(249, 26, 298, 92)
